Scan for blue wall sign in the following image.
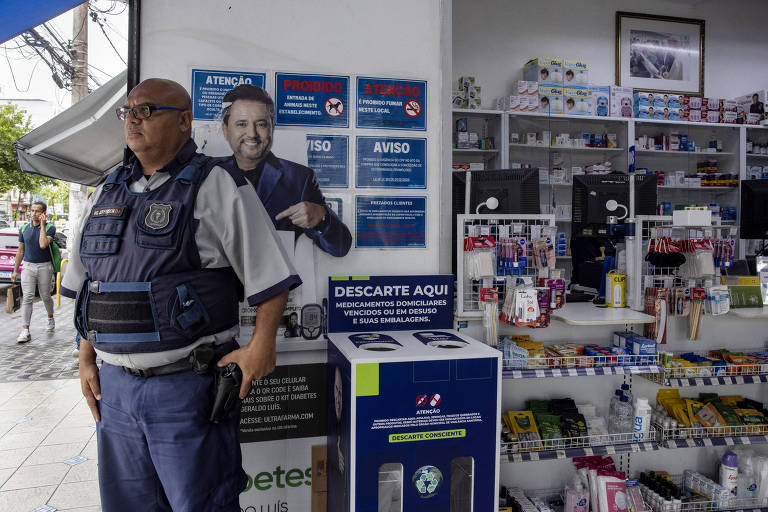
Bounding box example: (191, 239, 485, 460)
(356, 76, 427, 130)
(328, 275, 454, 332)
(307, 134, 348, 188)
(275, 73, 350, 127)
(355, 196, 426, 248)
(356, 136, 426, 189)
(191, 69, 265, 121)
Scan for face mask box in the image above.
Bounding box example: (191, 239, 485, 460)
(635, 105, 654, 119)
(657, 94, 684, 108)
(563, 86, 590, 115)
(524, 57, 564, 85)
(611, 86, 634, 117)
(634, 92, 656, 107)
(563, 60, 589, 86)
(661, 107, 684, 121)
(539, 85, 564, 115)
(587, 86, 610, 117)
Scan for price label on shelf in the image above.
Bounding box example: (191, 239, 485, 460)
(585, 368, 596, 376)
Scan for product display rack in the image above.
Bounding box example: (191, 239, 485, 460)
(502, 427, 660, 463)
(642, 474, 768, 512)
(451, 112, 768, 495)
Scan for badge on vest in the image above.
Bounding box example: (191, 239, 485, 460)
(145, 203, 173, 230)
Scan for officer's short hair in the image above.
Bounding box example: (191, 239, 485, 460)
(32, 201, 47, 212)
(222, 85, 275, 125)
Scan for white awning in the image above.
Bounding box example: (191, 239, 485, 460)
(14, 70, 127, 186)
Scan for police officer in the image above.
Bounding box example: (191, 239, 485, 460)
(219, 84, 351, 257)
(61, 78, 300, 512)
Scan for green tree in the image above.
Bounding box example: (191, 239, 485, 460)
(0, 104, 55, 194)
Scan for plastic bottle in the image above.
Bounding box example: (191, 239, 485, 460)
(608, 389, 622, 433)
(565, 477, 590, 512)
(633, 397, 652, 443)
(621, 383, 633, 403)
(739, 454, 758, 499)
(720, 450, 738, 497)
(614, 394, 634, 434)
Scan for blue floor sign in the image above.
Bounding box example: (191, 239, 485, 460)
(307, 134, 348, 188)
(275, 73, 350, 127)
(356, 136, 426, 189)
(356, 77, 427, 130)
(191, 69, 266, 121)
(355, 196, 426, 248)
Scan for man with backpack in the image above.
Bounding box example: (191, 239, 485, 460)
(12, 201, 57, 343)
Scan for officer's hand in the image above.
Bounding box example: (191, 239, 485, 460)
(218, 341, 276, 399)
(79, 356, 101, 422)
(275, 202, 326, 229)
(10, 271, 17, 283)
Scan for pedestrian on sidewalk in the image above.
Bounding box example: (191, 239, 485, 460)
(12, 201, 56, 343)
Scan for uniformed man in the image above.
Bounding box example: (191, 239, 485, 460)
(61, 78, 300, 512)
(219, 84, 352, 257)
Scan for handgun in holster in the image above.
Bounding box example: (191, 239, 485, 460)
(210, 362, 242, 423)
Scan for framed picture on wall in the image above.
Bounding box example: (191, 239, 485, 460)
(616, 11, 705, 96)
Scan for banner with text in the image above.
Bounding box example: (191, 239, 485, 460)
(327, 275, 454, 332)
(356, 136, 426, 189)
(275, 72, 350, 127)
(355, 195, 426, 248)
(356, 76, 427, 130)
(191, 69, 266, 121)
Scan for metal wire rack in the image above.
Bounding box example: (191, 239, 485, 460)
(502, 352, 660, 371)
(456, 214, 557, 316)
(653, 420, 768, 441)
(502, 427, 657, 454)
(642, 473, 768, 512)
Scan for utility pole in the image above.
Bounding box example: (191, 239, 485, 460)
(69, 1, 89, 232)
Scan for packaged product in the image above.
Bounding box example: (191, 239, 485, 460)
(508, 411, 541, 449)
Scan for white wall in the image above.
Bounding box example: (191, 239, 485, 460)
(453, 0, 768, 104)
(140, 0, 451, 296)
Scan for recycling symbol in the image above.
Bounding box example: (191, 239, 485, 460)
(412, 465, 443, 498)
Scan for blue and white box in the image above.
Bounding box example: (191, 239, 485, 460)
(587, 86, 610, 117)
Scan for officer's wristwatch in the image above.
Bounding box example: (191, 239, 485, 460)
(314, 207, 330, 232)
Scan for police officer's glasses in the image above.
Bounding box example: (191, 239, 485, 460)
(116, 104, 186, 120)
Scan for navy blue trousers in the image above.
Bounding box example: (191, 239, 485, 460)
(96, 362, 247, 511)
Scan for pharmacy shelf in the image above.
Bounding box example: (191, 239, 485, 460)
(556, 255, 571, 259)
(634, 118, 742, 129)
(658, 186, 738, 191)
(636, 149, 734, 156)
(453, 148, 499, 154)
(728, 307, 768, 319)
(542, 183, 573, 187)
(646, 374, 768, 387)
(509, 143, 624, 153)
(503, 441, 659, 463)
(503, 365, 663, 379)
(452, 108, 504, 116)
(663, 435, 768, 450)
(508, 112, 630, 123)
(746, 153, 768, 159)
(551, 303, 655, 326)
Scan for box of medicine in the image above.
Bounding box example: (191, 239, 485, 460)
(524, 57, 564, 85)
(563, 60, 589, 85)
(611, 86, 633, 117)
(686, 96, 702, 109)
(517, 81, 529, 96)
(538, 85, 563, 114)
(635, 104, 653, 119)
(587, 86, 610, 116)
(563, 86, 590, 115)
(688, 109, 702, 122)
(526, 81, 538, 95)
(722, 100, 738, 112)
(452, 90, 465, 108)
(457, 76, 475, 89)
(634, 91, 655, 107)
(748, 113, 762, 125)
(661, 107, 684, 121)
(721, 111, 737, 124)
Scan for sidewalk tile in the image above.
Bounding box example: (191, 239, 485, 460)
(49, 480, 101, 509)
(42, 426, 95, 446)
(0, 485, 56, 512)
(0, 447, 35, 469)
(0, 463, 68, 491)
(0, 430, 47, 450)
(24, 442, 88, 466)
(63, 459, 98, 483)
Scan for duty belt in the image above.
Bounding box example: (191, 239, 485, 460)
(120, 341, 236, 378)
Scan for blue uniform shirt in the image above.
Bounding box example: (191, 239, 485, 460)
(19, 223, 55, 263)
(221, 152, 352, 257)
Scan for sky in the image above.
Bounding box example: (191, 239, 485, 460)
(0, 0, 128, 127)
